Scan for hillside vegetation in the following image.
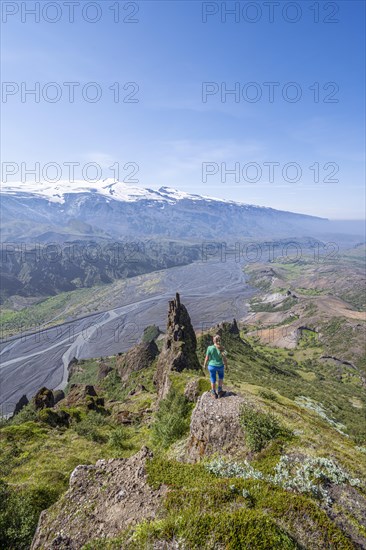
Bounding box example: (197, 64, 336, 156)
(1, 291, 365, 548)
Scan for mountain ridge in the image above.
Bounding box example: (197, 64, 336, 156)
(0, 180, 326, 217)
(1, 182, 330, 243)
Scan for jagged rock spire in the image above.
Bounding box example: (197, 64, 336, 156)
(154, 293, 201, 399)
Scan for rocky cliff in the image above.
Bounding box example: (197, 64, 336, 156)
(31, 447, 167, 550)
(118, 340, 159, 385)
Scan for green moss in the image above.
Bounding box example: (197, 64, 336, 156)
(341, 509, 366, 538)
(146, 456, 213, 489)
(186, 509, 299, 549)
(65, 359, 100, 390)
(298, 329, 320, 349)
(258, 389, 279, 402)
(1, 421, 48, 441)
(251, 438, 290, 475)
(250, 296, 298, 313)
(295, 287, 326, 295)
(197, 377, 211, 393)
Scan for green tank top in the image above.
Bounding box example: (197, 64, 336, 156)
(206, 345, 224, 366)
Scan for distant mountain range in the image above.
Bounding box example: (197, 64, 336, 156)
(1, 180, 330, 242)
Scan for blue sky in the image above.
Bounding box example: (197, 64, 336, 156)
(1, 0, 365, 219)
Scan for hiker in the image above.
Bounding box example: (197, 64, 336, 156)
(203, 334, 228, 399)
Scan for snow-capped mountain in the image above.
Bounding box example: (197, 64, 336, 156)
(1, 180, 242, 206)
(0, 180, 328, 242)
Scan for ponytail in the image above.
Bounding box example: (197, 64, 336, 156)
(213, 334, 224, 352)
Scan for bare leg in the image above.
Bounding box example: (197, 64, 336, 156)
(211, 382, 216, 391)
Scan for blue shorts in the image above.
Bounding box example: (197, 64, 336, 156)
(208, 364, 224, 384)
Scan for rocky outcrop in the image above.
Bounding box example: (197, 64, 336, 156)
(183, 378, 210, 403)
(185, 391, 250, 462)
(57, 384, 105, 412)
(53, 390, 65, 405)
(118, 340, 159, 385)
(115, 408, 152, 425)
(13, 394, 28, 416)
(215, 319, 247, 346)
(38, 408, 71, 428)
(154, 293, 202, 399)
(31, 446, 167, 550)
(184, 379, 201, 403)
(33, 387, 55, 410)
(97, 363, 113, 380)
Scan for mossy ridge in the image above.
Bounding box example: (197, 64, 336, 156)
(137, 455, 355, 549)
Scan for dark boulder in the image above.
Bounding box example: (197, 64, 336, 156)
(13, 394, 29, 416)
(38, 408, 71, 428)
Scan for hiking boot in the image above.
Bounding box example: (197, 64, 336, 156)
(210, 389, 218, 399)
(218, 389, 226, 398)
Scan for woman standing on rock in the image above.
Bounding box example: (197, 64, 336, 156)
(204, 335, 228, 399)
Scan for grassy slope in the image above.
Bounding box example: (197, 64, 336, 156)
(1, 323, 366, 549)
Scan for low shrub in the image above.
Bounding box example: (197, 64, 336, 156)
(258, 390, 279, 402)
(9, 402, 38, 425)
(0, 480, 59, 550)
(71, 410, 108, 443)
(205, 455, 362, 505)
(272, 455, 362, 504)
(151, 387, 191, 449)
(239, 404, 291, 452)
(108, 426, 130, 451)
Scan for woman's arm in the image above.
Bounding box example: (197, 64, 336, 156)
(203, 354, 209, 369)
